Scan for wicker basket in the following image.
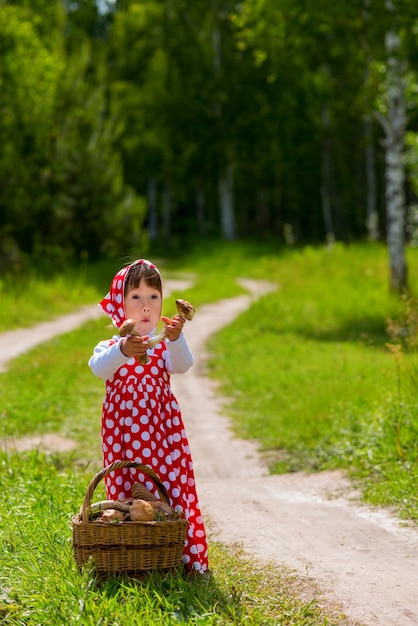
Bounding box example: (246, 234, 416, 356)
(72, 460, 187, 574)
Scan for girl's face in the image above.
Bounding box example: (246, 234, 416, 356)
(124, 279, 162, 336)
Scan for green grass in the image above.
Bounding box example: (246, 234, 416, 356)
(1, 240, 418, 622)
(0, 260, 111, 331)
(0, 452, 341, 625)
(0, 320, 106, 453)
(0, 251, 246, 333)
(201, 242, 418, 520)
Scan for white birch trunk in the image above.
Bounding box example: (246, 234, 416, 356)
(212, 14, 236, 241)
(362, 0, 379, 240)
(219, 162, 236, 241)
(381, 1, 407, 291)
(364, 115, 379, 240)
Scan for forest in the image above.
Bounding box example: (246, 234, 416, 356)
(1, 0, 418, 289)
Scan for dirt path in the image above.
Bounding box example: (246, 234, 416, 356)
(1, 280, 417, 625)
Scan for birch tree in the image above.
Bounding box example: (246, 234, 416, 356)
(212, 6, 237, 241)
(375, 0, 408, 291)
(362, 0, 379, 240)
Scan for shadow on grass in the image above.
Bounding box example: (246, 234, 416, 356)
(264, 313, 390, 347)
(81, 564, 233, 623)
(303, 315, 389, 346)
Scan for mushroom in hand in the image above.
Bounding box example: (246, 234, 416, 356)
(119, 319, 149, 365)
(147, 299, 195, 349)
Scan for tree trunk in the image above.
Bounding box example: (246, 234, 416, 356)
(196, 187, 206, 237)
(162, 180, 171, 246)
(364, 116, 379, 240)
(362, 0, 379, 241)
(381, 1, 408, 292)
(321, 104, 335, 244)
(212, 10, 236, 242)
(219, 162, 236, 241)
(147, 178, 158, 243)
(255, 189, 270, 235)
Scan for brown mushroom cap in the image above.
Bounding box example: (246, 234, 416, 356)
(175, 299, 195, 321)
(100, 509, 126, 522)
(129, 499, 156, 521)
(119, 319, 138, 337)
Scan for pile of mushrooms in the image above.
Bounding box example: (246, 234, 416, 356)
(88, 497, 176, 523)
(119, 298, 195, 365)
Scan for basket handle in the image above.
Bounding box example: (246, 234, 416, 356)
(80, 460, 170, 522)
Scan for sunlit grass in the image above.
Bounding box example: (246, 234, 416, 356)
(0, 452, 341, 625)
(200, 242, 418, 520)
(0, 250, 245, 333)
(1, 240, 418, 621)
(2, 241, 418, 521)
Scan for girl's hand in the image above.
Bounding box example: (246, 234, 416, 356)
(120, 335, 149, 358)
(161, 315, 184, 341)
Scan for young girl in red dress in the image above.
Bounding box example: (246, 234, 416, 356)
(89, 258, 209, 573)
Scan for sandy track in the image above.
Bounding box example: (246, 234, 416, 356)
(1, 279, 417, 625)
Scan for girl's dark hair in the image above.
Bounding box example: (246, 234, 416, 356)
(124, 263, 162, 296)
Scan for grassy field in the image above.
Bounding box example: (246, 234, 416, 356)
(1, 453, 338, 625)
(202, 243, 418, 520)
(1, 240, 418, 623)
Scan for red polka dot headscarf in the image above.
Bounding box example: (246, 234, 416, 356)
(99, 259, 160, 328)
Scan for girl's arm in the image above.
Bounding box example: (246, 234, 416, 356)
(165, 333, 194, 374)
(89, 338, 129, 380)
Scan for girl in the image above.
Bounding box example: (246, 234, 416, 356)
(89, 258, 208, 574)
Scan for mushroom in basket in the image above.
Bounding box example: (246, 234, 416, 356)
(88, 498, 176, 522)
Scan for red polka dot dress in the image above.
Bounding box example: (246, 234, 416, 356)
(101, 342, 208, 572)
(89, 259, 208, 573)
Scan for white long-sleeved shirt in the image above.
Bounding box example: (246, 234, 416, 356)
(88, 332, 194, 381)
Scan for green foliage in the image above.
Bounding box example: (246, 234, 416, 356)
(0, 5, 61, 129)
(47, 47, 148, 261)
(0, 2, 148, 270)
(3, 0, 418, 260)
(0, 4, 64, 269)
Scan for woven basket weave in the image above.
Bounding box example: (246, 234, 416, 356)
(72, 460, 187, 574)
